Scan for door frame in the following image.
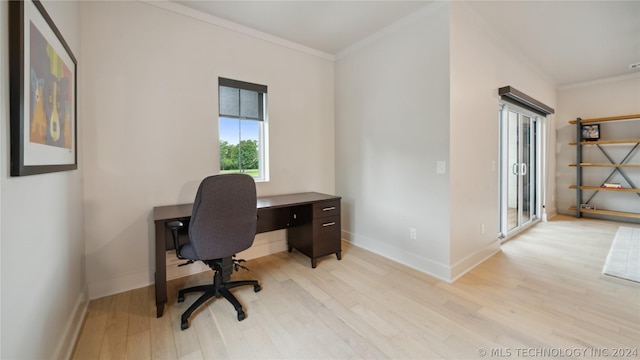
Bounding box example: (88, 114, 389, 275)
(499, 102, 545, 240)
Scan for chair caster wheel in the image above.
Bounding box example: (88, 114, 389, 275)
(254, 284, 262, 292)
(237, 311, 246, 321)
(180, 319, 189, 330)
(177, 295, 184, 303)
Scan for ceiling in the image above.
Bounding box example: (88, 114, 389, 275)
(464, 1, 640, 86)
(171, 1, 640, 86)
(172, 0, 432, 54)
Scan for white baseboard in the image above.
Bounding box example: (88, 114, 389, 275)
(449, 241, 501, 282)
(342, 230, 501, 283)
(89, 231, 288, 299)
(341, 230, 452, 282)
(88, 267, 154, 300)
(56, 286, 89, 360)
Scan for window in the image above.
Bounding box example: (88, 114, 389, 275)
(218, 77, 268, 181)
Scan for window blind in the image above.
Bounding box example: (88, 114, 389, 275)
(219, 77, 267, 121)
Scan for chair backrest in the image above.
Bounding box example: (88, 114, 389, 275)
(188, 173, 257, 260)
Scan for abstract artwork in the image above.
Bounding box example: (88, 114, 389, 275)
(9, 0, 77, 176)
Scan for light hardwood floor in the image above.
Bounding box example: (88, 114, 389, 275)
(72, 215, 640, 359)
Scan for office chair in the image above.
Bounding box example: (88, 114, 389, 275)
(166, 173, 261, 330)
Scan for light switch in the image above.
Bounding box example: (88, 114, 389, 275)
(436, 161, 446, 175)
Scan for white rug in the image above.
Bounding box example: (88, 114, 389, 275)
(603, 226, 640, 282)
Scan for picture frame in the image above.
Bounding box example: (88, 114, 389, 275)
(581, 124, 600, 141)
(9, 0, 78, 176)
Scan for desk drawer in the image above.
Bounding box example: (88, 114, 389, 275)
(313, 215, 341, 256)
(313, 200, 340, 219)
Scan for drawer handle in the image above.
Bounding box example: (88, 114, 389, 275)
(322, 206, 336, 211)
(322, 222, 336, 227)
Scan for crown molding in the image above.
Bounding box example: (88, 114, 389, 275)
(139, 0, 335, 61)
(558, 72, 640, 91)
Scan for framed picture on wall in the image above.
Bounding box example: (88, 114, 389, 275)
(8, 0, 78, 176)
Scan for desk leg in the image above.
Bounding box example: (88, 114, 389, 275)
(155, 220, 167, 317)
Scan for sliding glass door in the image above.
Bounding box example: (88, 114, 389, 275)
(500, 103, 541, 238)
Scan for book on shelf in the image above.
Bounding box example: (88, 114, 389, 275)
(601, 183, 623, 189)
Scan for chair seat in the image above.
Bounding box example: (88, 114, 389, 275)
(178, 243, 198, 260)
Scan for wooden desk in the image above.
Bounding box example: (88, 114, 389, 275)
(153, 192, 341, 317)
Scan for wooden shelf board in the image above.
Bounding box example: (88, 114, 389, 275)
(569, 185, 640, 193)
(569, 114, 640, 124)
(568, 163, 640, 168)
(569, 139, 640, 145)
(569, 206, 640, 219)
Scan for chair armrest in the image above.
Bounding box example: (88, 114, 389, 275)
(166, 220, 185, 259)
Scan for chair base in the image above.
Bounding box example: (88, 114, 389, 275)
(177, 264, 261, 330)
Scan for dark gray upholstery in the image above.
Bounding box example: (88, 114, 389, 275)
(170, 173, 261, 329)
(180, 173, 257, 260)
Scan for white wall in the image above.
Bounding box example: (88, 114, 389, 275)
(336, 2, 453, 280)
(556, 74, 640, 221)
(80, 1, 335, 299)
(336, 1, 558, 282)
(0, 1, 86, 359)
(448, 3, 557, 278)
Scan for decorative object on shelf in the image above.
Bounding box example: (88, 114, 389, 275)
(581, 124, 600, 141)
(568, 114, 640, 220)
(8, 0, 78, 176)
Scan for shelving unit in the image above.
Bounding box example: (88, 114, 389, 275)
(568, 114, 640, 220)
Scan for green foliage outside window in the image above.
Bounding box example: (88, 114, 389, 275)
(220, 139, 259, 173)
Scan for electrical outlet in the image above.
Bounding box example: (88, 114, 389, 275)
(481, 224, 485, 235)
(410, 228, 417, 240)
